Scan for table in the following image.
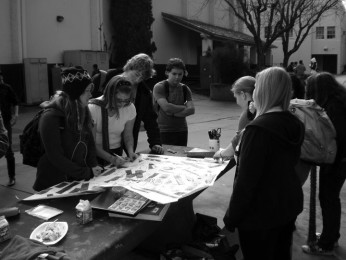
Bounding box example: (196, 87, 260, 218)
(0, 145, 226, 259)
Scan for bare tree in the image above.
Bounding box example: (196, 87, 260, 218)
(206, 0, 339, 68)
(280, 0, 340, 67)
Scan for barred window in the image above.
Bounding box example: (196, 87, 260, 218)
(316, 27, 324, 39)
(327, 26, 335, 39)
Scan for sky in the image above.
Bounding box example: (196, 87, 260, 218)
(343, 0, 346, 9)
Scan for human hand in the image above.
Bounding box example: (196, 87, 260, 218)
(128, 152, 139, 162)
(92, 166, 103, 177)
(213, 149, 223, 160)
(109, 154, 126, 167)
(151, 145, 164, 154)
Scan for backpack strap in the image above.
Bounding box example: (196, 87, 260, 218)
(88, 99, 110, 153)
(163, 80, 188, 102)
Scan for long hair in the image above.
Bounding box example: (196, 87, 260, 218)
(52, 91, 92, 132)
(306, 72, 346, 109)
(102, 76, 132, 118)
(253, 67, 292, 117)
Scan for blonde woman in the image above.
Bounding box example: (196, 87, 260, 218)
(223, 67, 304, 260)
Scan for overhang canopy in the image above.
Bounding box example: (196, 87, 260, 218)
(162, 12, 255, 46)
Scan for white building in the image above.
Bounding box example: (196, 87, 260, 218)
(1, 0, 258, 103)
(271, 6, 346, 74)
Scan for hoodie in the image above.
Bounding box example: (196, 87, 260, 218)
(33, 101, 98, 191)
(224, 111, 305, 230)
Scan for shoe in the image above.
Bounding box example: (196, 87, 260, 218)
(302, 244, 334, 256)
(316, 232, 339, 248)
(6, 178, 15, 187)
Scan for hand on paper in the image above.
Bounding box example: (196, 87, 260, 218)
(92, 166, 103, 177)
(151, 145, 164, 155)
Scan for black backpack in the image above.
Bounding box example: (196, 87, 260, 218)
(19, 109, 63, 167)
(19, 110, 45, 167)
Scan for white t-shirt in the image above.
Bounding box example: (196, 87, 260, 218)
(88, 97, 136, 149)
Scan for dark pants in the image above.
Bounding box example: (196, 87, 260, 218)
(318, 161, 346, 250)
(238, 220, 295, 260)
(4, 121, 15, 179)
(160, 131, 188, 146)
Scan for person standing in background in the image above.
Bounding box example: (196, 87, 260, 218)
(153, 58, 195, 146)
(0, 71, 19, 186)
(91, 64, 100, 77)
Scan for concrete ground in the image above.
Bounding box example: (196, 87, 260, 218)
(0, 88, 346, 259)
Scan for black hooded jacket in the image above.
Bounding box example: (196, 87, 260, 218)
(224, 111, 305, 230)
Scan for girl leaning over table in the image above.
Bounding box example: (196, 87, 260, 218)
(223, 67, 304, 260)
(33, 66, 103, 192)
(88, 75, 138, 167)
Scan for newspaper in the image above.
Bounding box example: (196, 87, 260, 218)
(24, 154, 225, 204)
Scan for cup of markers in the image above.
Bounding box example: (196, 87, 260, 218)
(208, 128, 221, 151)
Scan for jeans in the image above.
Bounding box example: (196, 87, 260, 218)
(160, 131, 188, 146)
(238, 219, 295, 260)
(318, 160, 346, 250)
(4, 121, 15, 179)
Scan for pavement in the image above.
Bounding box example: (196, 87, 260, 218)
(0, 88, 346, 260)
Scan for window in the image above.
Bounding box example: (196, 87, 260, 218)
(327, 26, 335, 39)
(264, 26, 271, 38)
(316, 27, 324, 39)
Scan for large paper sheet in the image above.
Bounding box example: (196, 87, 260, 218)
(24, 154, 225, 204)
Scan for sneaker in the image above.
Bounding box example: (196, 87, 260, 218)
(302, 244, 334, 256)
(316, 233, 339, 248)
(6, 178, 15, 187)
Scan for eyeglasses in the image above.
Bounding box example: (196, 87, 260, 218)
(115, 98, 133, 106)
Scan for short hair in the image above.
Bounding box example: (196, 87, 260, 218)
(103, 76, 132, 114)
(231, 76, 256, 96)
(166, 58, 187, 73)
(123, 53, 156, 80)
(253, 67, 292, 117)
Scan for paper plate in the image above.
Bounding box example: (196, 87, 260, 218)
(30, 221, 68, 245)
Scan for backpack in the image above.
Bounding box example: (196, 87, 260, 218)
(153, 80, 188, 114)
(289, 99, 337, 165)
(19, 109, 63, 167)
(19, 110, 46, 167)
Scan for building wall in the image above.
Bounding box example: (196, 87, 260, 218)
(0, 0, 102, 64)
(151, 0, 238, 65)
(271, 7, 346, 74)
(0, 0, 15, 64)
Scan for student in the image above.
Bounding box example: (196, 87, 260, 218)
(213, 76, 255, 161)
(223, 67, 304, 260)
(302, 72, 346, 256)
(0, 71, 19, 186)
(309, 58, 318, 74)
(0, 112, 9, 159)
(153, 58, 195, 146)
(88, 76, 138, 166)
(33, 67, 102, 191)
(103, 54, 164, 154)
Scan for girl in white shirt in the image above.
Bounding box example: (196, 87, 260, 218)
(89, 76, 138, 166)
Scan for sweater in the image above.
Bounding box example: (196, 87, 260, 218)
(33, 103, 98, 191)
(224, 111, 305, 230)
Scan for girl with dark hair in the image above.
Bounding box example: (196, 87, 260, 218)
(88, 76, 138, 166)
(33, 67, 102, 191)
(302, 72, 346, 256)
